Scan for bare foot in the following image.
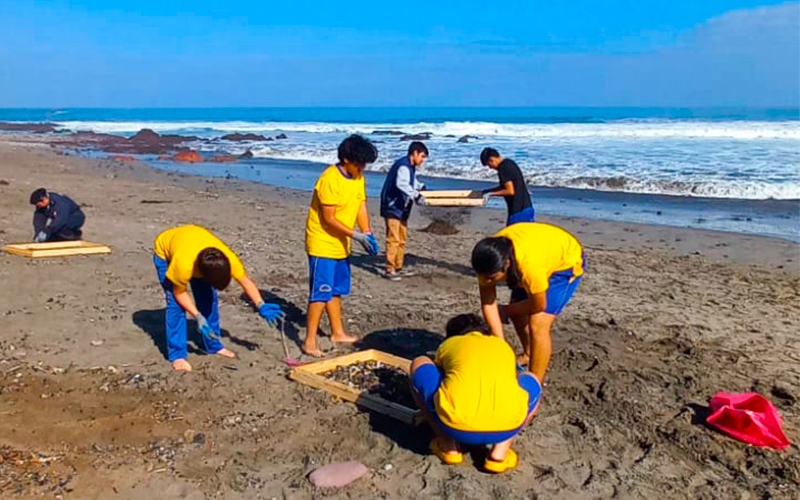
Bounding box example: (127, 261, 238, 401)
(215, 348, 236, 358)
(302, 344, 325, 358)
(516, 354, 529, 366)
(171, 359, 192, 372)
(330, 333, 358, 344)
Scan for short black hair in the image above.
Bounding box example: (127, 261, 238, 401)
(197, 247, 232, 290)
(480, 147, 500, 166)
(30, 188, 48, 205)
(445, 313, 490, 338)
(338, 134, 378, 165)
(407, 141, 428, 157)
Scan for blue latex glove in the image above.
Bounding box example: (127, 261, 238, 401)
(258, 302, 284, 325)
(196, 313, 219, 340)
(352, 231, 379, 256)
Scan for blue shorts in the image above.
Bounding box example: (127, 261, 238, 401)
(510, 267, 583, 316)
(308, 256, 351, 303)
(506, 207, 536, 226)
(411, 363, 541, 446)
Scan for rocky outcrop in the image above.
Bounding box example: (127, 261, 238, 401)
(172, 150, 203, 163)
(111, 155, 137, 162)
(48, 128, 199, 155)
(221, 133, 268, 142)
(372, 130, 405, 136)
(239, 150, 254, 159)
(399, 133, 431, 141)
(0, 122, 59, 133)
(457, 135, 478, 143)
(275, 133, 287, 140)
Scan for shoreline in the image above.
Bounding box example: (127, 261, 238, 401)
(0, 139, 798, 499)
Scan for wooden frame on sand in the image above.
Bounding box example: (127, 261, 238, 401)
(2, 240, 112, 258)
(289, 349, 420, 425)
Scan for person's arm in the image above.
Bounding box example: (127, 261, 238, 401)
(483, 180, 515, 197)
(32, 210, 47, 236)
(356, 201, 371, 233)
(396, 165, 421, 200)
(479, 284, 505, 340)
(238, 274, 265, 307)
(173, 288, 200, 317)
(503, 292, 546, 317)
(320, 205, 356, 238)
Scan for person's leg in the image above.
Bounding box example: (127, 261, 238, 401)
(329, 258, 357, 343)
(304, 256, 333, 357)
(396, 219, 408, 272)
(154, 255, 191, 371)
(509, 287, 531, 364)
(409, 357, 461, 460)
(488, 372, 542, 463)
(529, 272, 583, 380)
(384, 218, 401, 276)
(190, 278, 234, 358)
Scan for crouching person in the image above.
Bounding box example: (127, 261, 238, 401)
(409, 313, 540, 473)
(153, 224, 284, 372)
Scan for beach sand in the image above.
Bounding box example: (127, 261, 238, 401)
(0, 140, 798, 499)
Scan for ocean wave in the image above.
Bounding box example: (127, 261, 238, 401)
(54, 119, 800, 140)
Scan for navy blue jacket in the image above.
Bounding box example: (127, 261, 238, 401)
(33, 192, 84, 237)
(380, 156, 423, 221)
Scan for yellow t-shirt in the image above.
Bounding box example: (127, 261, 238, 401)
(305, 165, 367, 259)
(154, 225, 246, 292)
(493, 222, 584, 295)
(434, 332, 529, 432)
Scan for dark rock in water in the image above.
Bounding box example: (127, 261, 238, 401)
(129, 128, 161, 142)
(399, 133, 431, 141)
(0, 122, 59, 133)
(239, 149, 254, 159)
(457, 135, 478, 143)
(372, 130, 406, 136)
(275, 133, 288, 140)
(221, 133, 268, 142)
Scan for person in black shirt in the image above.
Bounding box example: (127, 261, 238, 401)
(478, 148, 535, 226)
(30, 188, 86, 242)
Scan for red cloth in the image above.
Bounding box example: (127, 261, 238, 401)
(707, 392, 790, 450)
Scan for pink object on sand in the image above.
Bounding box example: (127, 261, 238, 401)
(308, 461, 368, 488)
(707, 392, 790, 450)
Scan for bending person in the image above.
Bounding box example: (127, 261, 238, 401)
(409, 313, 541, 474)
(471, 222, 584, 382)
(30, 188, 85, 242)
(153, 224, 284, 372)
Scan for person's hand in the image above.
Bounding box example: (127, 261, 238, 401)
(258, 302, 284, 325)
(352, 231, 379, 256)
(416, 196, 427, 207)
(196, 313, 219, 339)
(34, 231, 48, 243)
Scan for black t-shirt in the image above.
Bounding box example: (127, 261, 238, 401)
(497, 159, 532, 215)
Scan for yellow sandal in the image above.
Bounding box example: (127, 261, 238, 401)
(430, 439, 463, 465)
(484, 448, 518, 474)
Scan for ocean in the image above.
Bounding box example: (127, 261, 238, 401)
(2, 107, 799, 240)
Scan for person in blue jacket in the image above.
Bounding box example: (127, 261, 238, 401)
(379, 142, 428, 281)
(29, 188, 86, 242)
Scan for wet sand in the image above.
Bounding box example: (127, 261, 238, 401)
(0, 140, 798, 499)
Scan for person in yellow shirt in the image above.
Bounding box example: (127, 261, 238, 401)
(471, 222, 585, 383)
(153, 225, 284, 372)
(409, 313, 541, 473)
(303, 135, 380, 357)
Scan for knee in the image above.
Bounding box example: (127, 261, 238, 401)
(409, 356, 434, 377)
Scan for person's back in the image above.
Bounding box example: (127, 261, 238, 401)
(435, 332, 529, 432)
(497, 158, 532, 217)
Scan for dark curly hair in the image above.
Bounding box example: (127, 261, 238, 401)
(337, 134, 378, 166)
(197, 247, 232, 290)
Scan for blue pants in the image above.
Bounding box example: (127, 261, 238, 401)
(412, 364, 541, 446)
(506, 207, 536, 226)
(153, 255, 223, 361)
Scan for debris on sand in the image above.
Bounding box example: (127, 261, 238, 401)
(419, 207, 471, 235)
(322, 361, 415, 408)
(420, 220, 459, 235)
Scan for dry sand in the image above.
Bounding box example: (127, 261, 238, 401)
(0, 140, 798, 500)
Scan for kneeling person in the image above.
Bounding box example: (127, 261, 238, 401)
(30, 188, 85, 242)
(153, 224, 284, 372)
(409, 313, 541, 473)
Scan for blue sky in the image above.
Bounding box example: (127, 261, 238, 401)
(0, 0, 797, 107)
